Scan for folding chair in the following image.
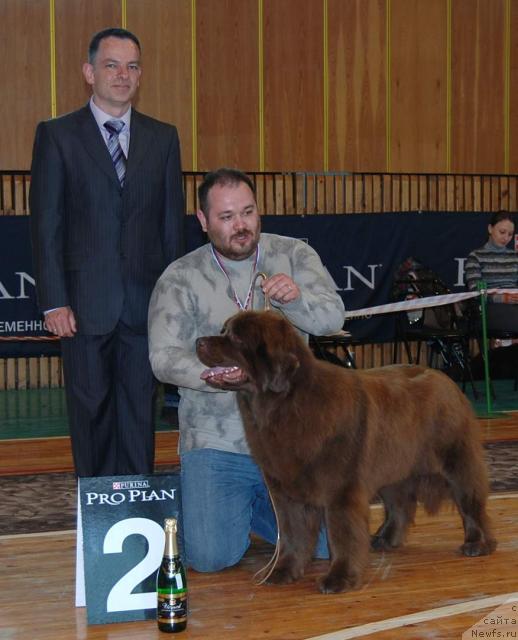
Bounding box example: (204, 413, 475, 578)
(391, 257, 478, 397)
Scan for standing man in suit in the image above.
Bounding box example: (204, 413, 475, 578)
(30, 27, 185, 477)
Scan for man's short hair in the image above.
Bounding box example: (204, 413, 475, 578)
(88, 28, 141, 63)
(198, 168, 256, 216)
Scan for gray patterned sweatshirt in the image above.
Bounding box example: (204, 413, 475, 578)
(148, 233, 345, 455)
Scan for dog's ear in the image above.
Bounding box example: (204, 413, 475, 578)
(263, 352, 300, 394)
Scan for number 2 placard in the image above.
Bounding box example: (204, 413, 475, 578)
(104, 517, 164, 613)
(78, 475, 183, 625)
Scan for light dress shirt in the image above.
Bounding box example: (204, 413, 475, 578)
(89, 96, 131, 158)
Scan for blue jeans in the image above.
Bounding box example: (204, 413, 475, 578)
(180, 448, 328, 572)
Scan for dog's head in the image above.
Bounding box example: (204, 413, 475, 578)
(196, 311, 307, 394)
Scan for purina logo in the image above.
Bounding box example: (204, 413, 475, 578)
(112, 480, 151, 490)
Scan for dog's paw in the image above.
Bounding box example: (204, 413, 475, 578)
(370, 534, 403, 552)
(460, 538, 497, 557)
(318, 571, 361, 594)
(265, 566, 301, 585)
(370, 535, 391, 551)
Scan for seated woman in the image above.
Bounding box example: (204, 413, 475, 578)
(465, 211, 518, 334)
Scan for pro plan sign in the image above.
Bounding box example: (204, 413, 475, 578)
(86, 478, 178, 506)
(77, 474, 183, 625)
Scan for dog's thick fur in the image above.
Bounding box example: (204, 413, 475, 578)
(196, 311, 496, 593)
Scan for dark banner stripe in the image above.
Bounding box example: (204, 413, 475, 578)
(0, 212, 494, 355)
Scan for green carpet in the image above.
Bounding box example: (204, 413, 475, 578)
(1, 379, 517, 441)
(0, 387, 174, 440)
(1, 388, 68, 439)
(461, 378, 518, 416)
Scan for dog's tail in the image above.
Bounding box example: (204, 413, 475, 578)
(416, 474, 451, 514)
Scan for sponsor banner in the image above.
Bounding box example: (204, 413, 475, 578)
(0, 216, 58, 356)
(77, 473, 182, 625)
(1, 212, 505, 351)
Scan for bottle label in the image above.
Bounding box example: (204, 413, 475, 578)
(157, 592, 188, 624)
(164, 560, 185, 583)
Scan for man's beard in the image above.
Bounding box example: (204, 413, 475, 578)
(228, 231, 258, 259)
(214, 228, 260, 261)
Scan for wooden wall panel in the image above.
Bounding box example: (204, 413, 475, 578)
(451, 0, 505, 173)
(54, 0, 121, 117)
(390, 0, 447, 172)
(263, 0, 324, 171)
(196, 0, 259, 171)
(1, 0, 518, 175)
(509, 0, 518, 172)
(0, 0, 51, 169)
(127, 0, 193, 170)
(328, 0, 386, 172)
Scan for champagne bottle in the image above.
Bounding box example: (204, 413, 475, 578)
(157, 517, 188, 633)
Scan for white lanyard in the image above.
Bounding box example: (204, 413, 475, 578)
(211, 245, 261, 311)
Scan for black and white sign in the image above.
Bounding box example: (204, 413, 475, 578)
(0, 216, 58, 356)
(76, 474, 183, 625)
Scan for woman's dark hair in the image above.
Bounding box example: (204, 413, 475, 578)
(198, 168, 255, 215)
(489, 210, 515, 227)
(88, 28, 141, 63)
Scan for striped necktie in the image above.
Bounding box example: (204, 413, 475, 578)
(104, 120, 126, 186)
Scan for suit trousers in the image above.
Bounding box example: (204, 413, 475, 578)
(60, 321, 156, 477)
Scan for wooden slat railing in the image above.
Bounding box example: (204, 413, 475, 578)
(3, 170, 518, 217)
(1, 169, 514, 389)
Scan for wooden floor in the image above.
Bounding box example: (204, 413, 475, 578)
(0, 429, 180, 475)
(1, 415, 517, 476)
(1, 414, 518, 640)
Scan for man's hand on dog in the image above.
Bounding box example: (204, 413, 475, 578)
(261, 273, 300, 304)
(201, 366, 248, 389)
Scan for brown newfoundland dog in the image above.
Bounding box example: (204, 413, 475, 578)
(196, 310, 496, 594)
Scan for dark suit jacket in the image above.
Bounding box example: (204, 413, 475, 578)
(29, 104, 185, 335)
